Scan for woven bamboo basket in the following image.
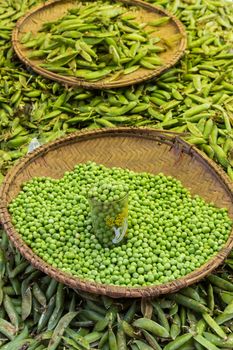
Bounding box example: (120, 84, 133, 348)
(12, 0, 187, 89)
(0, 128, 232, 298)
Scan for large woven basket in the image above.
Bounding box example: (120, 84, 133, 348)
(12, 0, 187, 89)
(0, 128, 232, 298)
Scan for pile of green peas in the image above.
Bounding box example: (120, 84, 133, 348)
(9, 161, 232, 287)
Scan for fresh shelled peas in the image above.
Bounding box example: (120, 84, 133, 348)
(8, 161, 232, 287)
(21, 0, 165, 79)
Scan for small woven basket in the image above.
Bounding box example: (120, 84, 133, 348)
(12, 0, 187, 89)
(0, 128, 232, 298)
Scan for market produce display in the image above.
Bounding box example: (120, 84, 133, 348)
(21, 0, 166, 80)
(0, 0, 233, 348)
(8, 161, 233, 286)
(1, 225, 233, 350)
(0, 0, 233, 181)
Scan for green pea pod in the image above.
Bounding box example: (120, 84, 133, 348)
(22, 287, 32, 321)
(209, 124, 218, 145)
(133, 318, 170, 338)
(123, 65, 140, 75)
(32, 283, 47, 307)
(183, 103, 211, 118)
(203, 119, 214, 139)
(142, 330, 162, 350)
(186, 122, 203, 137)
(3, 295, 20, 330)
(193, 335, 219, 350)
(0, 326, 29, 350)
(62, 335, 90, 350)
(186, 136, 207, 145)
(121, 320, 137, 338)
(196, 319, 207, 335)
(84, 331, 103, 344)
(65, 327, 90, 348)
(40, 64, 73, 74)
(123, 33, 147, 42)
(8, 261, 29, 279)
(210, 143, 229, 168)
(20, 31, 33, 44)
(223, 138, 233, 154)
(171, 88, 183, 101)
(223, 111, 232, 132)
(115, 318, 127, 350)
(68, 294, 76, 312)
(7, 136, 30, 149)
(48, 311, 78, 350)
(180, 287, 201, 302)
(152, 301, 170, 333)
(94, 318, 109, 332)
(170, 314, 181, 340)
(47, 284, 65, 330)
(160, 100, 180, 112)
(79, 309, 105, 322)
(202, 313, 227, 339)
(109, 45, 121, 65)
(168, 294, 209, 314)
(150, 96, 166, 106)
(108, 328, 117, 350)
(148, 17, 170, 26)
(75, 68, 112, 80)
(127, 49, 148, 68)
(163, 334, 193, 350)
(0, 318, 16, 340)
(140, 59, 157, 69)
(79, 40, 97, 59)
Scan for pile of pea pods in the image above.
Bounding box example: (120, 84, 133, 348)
(0, 0, 233, 348)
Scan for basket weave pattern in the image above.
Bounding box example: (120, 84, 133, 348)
(0, 128, 232, 298)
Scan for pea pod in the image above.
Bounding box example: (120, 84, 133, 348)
(0, 326, 29, 350)
(202, 313, 227, 339)
(32, 282, 47, 307)
(47, 283, 64, 330)
(22, 287, 32, 321)
(0, 318, 16, 340)
(183, 104, 211, 118)
(152, 301, 170, 333)
(168, 294, 209, 314)
(193, 334, 220, 350)
(163, 334, 193, 350)
(65, 328, 90, 349)
(117, 324, 127, 350)
(48, 311, 77, 350)
(3, 294, 20, 330)
(133, 318, 170, 338)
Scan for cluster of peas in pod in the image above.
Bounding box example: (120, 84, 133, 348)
(9, 161, 232, 287)
(88, 182, 129, 246)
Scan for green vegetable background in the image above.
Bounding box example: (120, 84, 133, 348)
(0, 0, 233, 349)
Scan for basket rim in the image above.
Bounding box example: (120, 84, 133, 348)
(12, 0, 187, 89)
(0, 127, 232, 298)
